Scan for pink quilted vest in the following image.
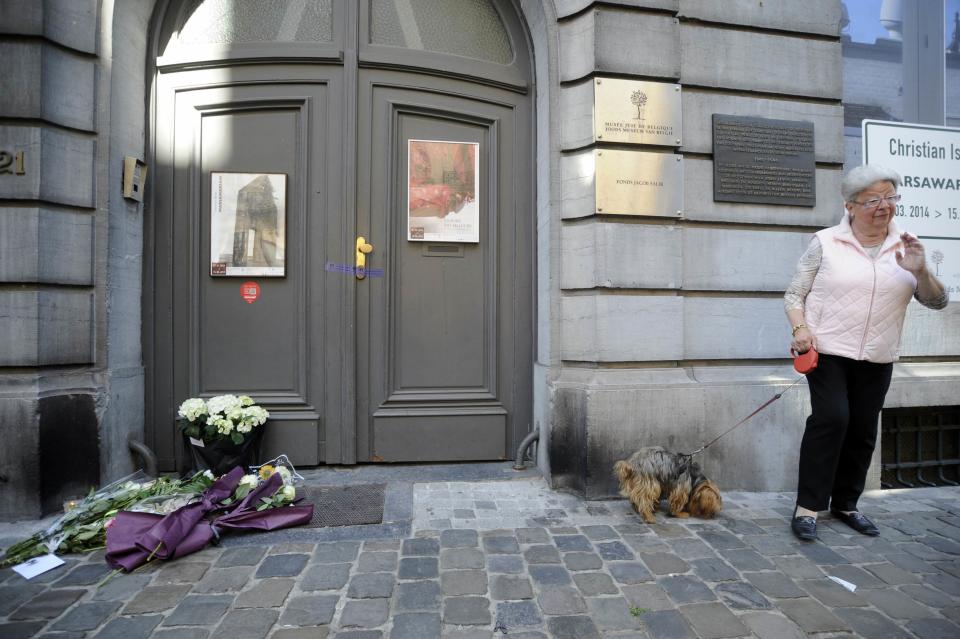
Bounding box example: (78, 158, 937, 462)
(804, 213, 916, 363)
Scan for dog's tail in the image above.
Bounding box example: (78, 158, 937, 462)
(614, 460, 634, 497)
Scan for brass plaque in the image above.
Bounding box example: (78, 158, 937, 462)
(595, 149, 683, 217)
(594, 78, 682, 147)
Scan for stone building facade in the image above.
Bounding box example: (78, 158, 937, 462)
(1, 0, 957, 518)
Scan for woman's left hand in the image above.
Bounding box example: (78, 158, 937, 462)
(896, 233, 928, 275)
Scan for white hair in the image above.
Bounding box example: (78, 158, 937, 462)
(842, 164, 901, 202)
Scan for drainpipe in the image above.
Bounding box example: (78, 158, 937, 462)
(128, 438, 159, 477)
(513, 428, 540, 470)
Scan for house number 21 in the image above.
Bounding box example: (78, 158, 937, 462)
(0, 151, 26, 175)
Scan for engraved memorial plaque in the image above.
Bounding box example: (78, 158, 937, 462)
(593, 79, 682, 147)
(712, 114, 816, 207)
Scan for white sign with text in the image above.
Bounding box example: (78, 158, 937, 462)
(863, 120, 960, 299)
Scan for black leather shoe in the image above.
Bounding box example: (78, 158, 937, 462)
(791, 516, 818, 541)
(830, 509, 879, 536)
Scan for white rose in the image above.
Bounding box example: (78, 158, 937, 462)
(239, 474, 259, 489)
(281, 485, 296, 501)
(277, 466, 293, 485)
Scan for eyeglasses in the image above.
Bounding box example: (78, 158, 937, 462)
(854, 194, 901, 209)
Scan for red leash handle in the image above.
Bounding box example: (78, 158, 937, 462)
(791, 347, 819, 375)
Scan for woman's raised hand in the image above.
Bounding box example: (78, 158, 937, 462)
(896, 233, 928, 275)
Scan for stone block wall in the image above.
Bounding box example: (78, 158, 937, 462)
(0, 0, 100, 519)
(0, 0, 151, 519)
(548, 0, 960, 498)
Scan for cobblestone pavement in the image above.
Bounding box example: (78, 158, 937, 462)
(2, 470, 960, 638)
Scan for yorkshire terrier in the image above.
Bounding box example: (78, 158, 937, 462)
(614, 446, 722, 523)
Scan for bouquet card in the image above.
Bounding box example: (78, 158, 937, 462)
(13, 553, 65, 579)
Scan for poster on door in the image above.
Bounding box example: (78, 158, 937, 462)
(407, 140, 480, 243)
(210, 172, 286, 276)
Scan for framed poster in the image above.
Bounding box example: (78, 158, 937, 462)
(210, 172, 286, 277)
(407, 140, 480, 242)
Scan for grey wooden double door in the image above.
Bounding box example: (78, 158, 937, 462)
(148, 34, 533, 470)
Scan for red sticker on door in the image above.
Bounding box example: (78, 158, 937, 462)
(240, 281, 260, 304)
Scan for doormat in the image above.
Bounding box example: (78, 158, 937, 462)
(298, 483, 386, 528)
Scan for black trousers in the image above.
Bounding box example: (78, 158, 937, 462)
(796, 353, 893, 512)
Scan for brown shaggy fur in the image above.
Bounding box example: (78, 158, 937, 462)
(614, 446, 722, 524)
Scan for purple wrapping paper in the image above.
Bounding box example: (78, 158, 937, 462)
(106, 467, 313, 571)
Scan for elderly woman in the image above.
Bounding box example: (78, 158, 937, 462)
(784, 164, 948, 541)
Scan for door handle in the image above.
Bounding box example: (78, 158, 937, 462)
(355, 236, 373, 279)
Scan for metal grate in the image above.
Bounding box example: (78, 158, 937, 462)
(298, 484, 386, 528)
(881, 406, 960, 488)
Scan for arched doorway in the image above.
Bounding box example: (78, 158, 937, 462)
(145, 0, 534, 470)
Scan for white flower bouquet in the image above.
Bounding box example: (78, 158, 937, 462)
(0, 470, 217, 567)
(2, 461, 310, 569)
(178, 394, 269, 446)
